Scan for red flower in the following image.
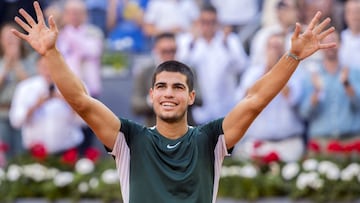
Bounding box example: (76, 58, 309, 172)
(308, 140, 321, 153)
(343, 140, 360, 153)
(30, 143, 48, 160)
(62, 148, 78, 165)
(326, 140, 343, 153)
(85, 147, 101, 162)
(0, 141, 9, 152)
(261, 151, 280, 164)
(353, 140, 360, 153)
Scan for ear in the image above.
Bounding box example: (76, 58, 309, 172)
(188, 90, 196, 106)
(148, 88, 154, 105)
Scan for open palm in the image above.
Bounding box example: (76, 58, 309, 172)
(12, 2, 58, 56)
(290, 12, 336, 60)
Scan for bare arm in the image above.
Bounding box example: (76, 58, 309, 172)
(12, 2, 120, 149)
(223, 12, 336, 149)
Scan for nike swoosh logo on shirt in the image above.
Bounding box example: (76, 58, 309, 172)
(167, 142, 181, 149)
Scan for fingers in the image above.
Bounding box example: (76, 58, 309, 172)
(292, 23, 301, 39)
(19, 8, 37, 27)
(319, 42, 337, 50)
(34, 1, 45, 25)
(11, 29, 28, 41)
(48, 16, 58, 33)
(314, 17, 331, 34)
(318, 26, 335, 40)
(307, 11, 322, 32)
(14, 16, 32, 33)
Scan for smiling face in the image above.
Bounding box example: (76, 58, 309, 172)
(150, 71, 195, 124)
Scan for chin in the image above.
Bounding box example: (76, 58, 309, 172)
(159, 115, 181, 123)
(158, 112, 186, 124)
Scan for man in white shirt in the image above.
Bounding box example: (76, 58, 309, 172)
(177, 4, 248, 124)
(9, 56, 84, 154)
(339, 0, 360, 70)
(143, 0, 199, 37)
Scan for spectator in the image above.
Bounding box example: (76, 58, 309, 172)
(0, 22, 36, 160)
(339, 0, 360, 70)
(131, 32, 201, 126)
(296, 0, 344, 76)
(233, 32, 305, 162)
(58, 0, 104, 99)
(143, 0, 199, 37)
(107, 0, 150, 52)
(57, 0, 104, 153)
(209, 0, 262, 52)
(298, 0, 344, 31)
(9, 56, 84, 154)
(298, 31, 360, 149)
(177, 4, 248, 124)
(250, 0, 299, 66)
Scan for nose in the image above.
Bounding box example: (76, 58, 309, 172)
(164, 87, 175, 98)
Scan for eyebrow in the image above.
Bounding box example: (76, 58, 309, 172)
(154, 82, 187, 88)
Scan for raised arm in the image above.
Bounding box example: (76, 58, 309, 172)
(11, 2, 120, 149)
(223, 12, 336, 149)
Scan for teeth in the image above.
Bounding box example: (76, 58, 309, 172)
(162, 102, 175, 107)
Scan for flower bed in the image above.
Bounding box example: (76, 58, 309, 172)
(219, 139, 360, 203)
(0, 140, 360, 202)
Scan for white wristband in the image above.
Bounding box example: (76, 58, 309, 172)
(286, 52, 300, 61)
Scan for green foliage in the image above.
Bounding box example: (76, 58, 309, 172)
(1, 151, 360, 202)
(218, 155, 360, 203)
(101, 51, 129, 70)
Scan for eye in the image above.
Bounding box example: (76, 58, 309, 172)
(174, 84, 185, 90)
(155, 83, 166, 89)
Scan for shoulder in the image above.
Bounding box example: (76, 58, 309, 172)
(85, 24, 104, 38)
(197, 118, 224, 134)
(119, 117, 147, 133)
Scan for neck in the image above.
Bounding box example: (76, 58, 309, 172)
(323, 59, 339, 74)
(156, 118, 188, 140)
(351, 29, 360, 36)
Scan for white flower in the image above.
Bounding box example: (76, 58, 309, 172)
(78, 182, 89, 193)
(6, 164, 22, 182)
(318, 161, 340, 180)
(22, 163, 48, 182)
(89, 177, 99, 189)
(282, 162, 300, 180)
(341, 163, 360, 181)
(220, 166, 230, 177)
(101, 169, 118, 184)
(239, 164, 257, 178)
(296, 172, 323, 190)
(54, 172, 74, 187)
(302, 159, 318, 171)
(46, 168, 60, 179)
(75, 158, 95, 175)
(221, 166, 242, 177)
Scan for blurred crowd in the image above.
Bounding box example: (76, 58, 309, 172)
(0, 0, 359, 167)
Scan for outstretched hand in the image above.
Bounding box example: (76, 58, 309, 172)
(11, 1, 58, 56)
(290, 11, 336, 60)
